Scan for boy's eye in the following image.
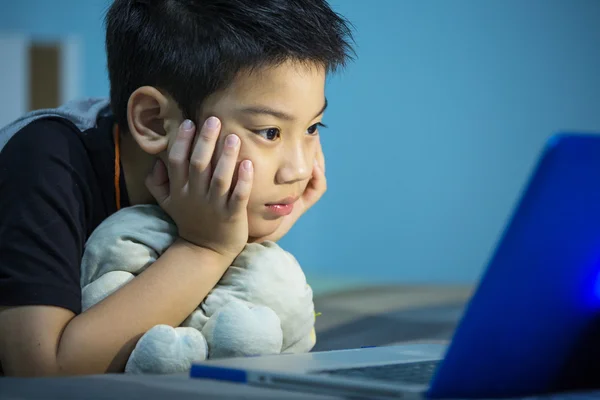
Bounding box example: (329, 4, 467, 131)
(254, 123, 326, 140)
(307, 122, 326, 135)
(254, 127, 281, 141)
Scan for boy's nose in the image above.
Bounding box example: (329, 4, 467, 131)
(276, 148, 311, 184)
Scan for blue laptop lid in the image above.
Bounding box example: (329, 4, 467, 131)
(428, 133, 600, 399)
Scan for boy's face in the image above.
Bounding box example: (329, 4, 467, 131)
(201, 61, 327, 239)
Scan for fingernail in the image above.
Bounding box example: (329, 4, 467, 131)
(206, 117, 219, 129)
(182, 119, 194, 130)
(242, 160, 253, 171)
(226, 134, 239, 147)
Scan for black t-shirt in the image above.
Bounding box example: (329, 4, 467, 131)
(0, 115, 130, 314)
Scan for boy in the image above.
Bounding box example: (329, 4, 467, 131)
(0, 0, 353, 376)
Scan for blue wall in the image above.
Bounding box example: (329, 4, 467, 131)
(2, 0, 600, 286)
(0, 0, 111, 97)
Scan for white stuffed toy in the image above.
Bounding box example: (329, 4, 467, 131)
(81, 204, 316, 374)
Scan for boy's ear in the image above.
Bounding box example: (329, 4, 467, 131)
(126, 86, 181, 155)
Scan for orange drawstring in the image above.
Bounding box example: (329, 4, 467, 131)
(113, 124, 121, 211)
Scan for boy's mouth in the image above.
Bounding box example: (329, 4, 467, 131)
(267, 196, 299, 206)
(265, 196, 299, 217)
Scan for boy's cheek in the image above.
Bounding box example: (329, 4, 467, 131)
(236, 136, 252, 162)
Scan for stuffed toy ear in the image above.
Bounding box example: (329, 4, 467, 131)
(125, 325, 208, 374)
(201, 300, 283, 359)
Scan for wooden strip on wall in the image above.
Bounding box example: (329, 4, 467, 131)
(29, 43, 61, 111)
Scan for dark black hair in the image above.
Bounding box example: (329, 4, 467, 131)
(105, 0, 355, 128)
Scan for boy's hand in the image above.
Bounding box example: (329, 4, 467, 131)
(253, 139, 327, 243)
(145, 118, 254, 261)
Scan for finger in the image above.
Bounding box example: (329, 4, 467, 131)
(209, 134, 241, 200)
(303, 159, 327, 206)
(316, 138, 326, 174)
(229, 160, 254, 213)
(189, 117, 221, 193)
(314, 160, 327, 194)
(145, 158, 170, 205)
(167, 119, 196, 191)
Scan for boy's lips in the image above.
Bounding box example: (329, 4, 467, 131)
(267, 196, 299, 206)
(265, 196, 299, 217)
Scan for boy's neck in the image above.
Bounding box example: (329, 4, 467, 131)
(119, 132, 157, 206)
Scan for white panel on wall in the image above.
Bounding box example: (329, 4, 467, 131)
(0, 34, 83, 128)
(0, 34, 28, 127)
(60, 36, 82, 104)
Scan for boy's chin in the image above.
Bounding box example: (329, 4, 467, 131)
(247, 217, 283, 241)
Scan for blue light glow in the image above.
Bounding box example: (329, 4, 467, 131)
(594, 270, 600, 300)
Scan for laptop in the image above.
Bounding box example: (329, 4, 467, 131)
(190, 132, 600, 399)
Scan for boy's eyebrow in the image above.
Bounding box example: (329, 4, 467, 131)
(238, 98, 328, 121)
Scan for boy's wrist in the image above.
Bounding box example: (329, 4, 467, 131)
(172, 238, 236, 267)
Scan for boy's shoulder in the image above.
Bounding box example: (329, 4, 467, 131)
(0, 98, 112, 153)
(0, 97, 116, 180)
(1, 118, 87, 165)
(0, 97, 121, 219)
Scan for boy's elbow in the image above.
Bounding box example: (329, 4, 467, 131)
(2, 355, 61, 377)
(0, 305, 76, 377)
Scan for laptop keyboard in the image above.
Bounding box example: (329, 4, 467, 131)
(314, 360, 439, 385)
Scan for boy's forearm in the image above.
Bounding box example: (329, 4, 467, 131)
(57, 239, 231, 375)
